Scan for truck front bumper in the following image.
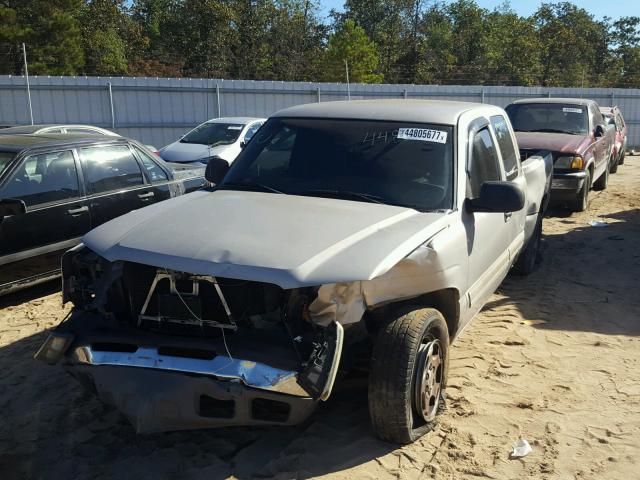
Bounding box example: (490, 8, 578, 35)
(67, 364, 317, 433)
(551, 171, 587, 196)
(35, 312, 320, 433)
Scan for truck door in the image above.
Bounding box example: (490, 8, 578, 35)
(490, 115, 526, 259)
(463, 122, 512, 314)
(590, 104, 608, 176)
(0, 149, 90, 290)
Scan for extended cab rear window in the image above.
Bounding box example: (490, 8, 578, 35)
(221, 117, 455, 211)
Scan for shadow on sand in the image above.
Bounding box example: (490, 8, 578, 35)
(486, 207, 640, 336)
(0, 325, 394, 480)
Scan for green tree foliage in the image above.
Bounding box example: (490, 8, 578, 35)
(0, 4, 31, 74)
(1, 0, 640, 87)
(324, 19, 383, 83)
(80, 0, 130, 75)
(484, 3, 542, 86)
(336, 0, 405, 81)
(610, 17, 640, 87)
(534, 2, 609, 86)
(6, 0, 85, 75)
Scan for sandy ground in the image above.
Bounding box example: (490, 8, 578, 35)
(1, 157, 639, 480)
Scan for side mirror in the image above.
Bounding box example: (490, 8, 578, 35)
(467, 181, 525, 213)
(0, 198, 27, 218)
(240, 140, 246, 149)
(594, 124, 606, 137)
(204, 156, 230, 185)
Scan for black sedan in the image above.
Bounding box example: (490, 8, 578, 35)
(0, 134, 205, 295)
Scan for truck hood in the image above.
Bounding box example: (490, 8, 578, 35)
(83, 190, 450, 289)
(159, 142, 231, 163)
(515, 131, 592, 155)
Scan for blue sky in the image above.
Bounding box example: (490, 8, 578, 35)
(317, 0, 640, 21)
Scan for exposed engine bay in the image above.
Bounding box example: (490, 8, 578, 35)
(36, 245, 347, 432)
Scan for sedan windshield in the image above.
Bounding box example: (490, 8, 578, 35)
(219, 117, 454, 211)
(0, 152, 15, 177)
(506, 103, 589, 135)
(181, 122, 244, 146)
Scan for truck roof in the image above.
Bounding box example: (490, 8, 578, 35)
(273, 99, 492, 125)
(511, 97, 597, 106)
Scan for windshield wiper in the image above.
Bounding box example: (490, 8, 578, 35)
(218, 181, 285, 194)
(209, 140, 234, 147)
(296, 189, 388, 205)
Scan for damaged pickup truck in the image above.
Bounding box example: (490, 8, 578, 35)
(36, 100, 551, 444)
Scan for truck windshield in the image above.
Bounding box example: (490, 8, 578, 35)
(180, 122, 244, 146)
(506, 103, 589, 135)
(219, 117, 454, 211)
(0, 152, 15, 177)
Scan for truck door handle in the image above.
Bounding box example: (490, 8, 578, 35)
(138, 192, 155, 200)
(504, 212, 512, 221)
(67, 206, 88, 216)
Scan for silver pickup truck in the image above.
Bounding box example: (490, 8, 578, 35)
(36, 100, 552, 444)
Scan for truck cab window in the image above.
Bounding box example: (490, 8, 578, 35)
(490, 115, 519, 180)
(1, 150, 79, 207)
(468, 127, 501, 198)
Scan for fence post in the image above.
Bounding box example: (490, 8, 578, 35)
(22, 43, 34, 125)
(107, 82, 115, 129)
(481, 89, 485, 104)
(547, 91, 552, 98)
(216, 84, 221, 117)
(403, 89, 408, 99)
(317, 87, 321, 103)
(611, 90, 615, 107)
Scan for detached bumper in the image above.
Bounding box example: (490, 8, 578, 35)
(35, 312, 323, 432)
(551, 171, 587, 195)
(67, 365, 316, 433)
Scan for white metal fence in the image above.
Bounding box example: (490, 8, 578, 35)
(1, 75, 638, 148)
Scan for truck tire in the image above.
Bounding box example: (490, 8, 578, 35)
(619, 151, 625, 165)
(369, 307, 449, 444)
(610, 152, 619, 174)
(593, 161, 609, 191)
(511, 215, 542, 276)
(569, 169, 590, 212)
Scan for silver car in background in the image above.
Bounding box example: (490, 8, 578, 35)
(0, 124, 120, 136)
(159, 117, 265, 164)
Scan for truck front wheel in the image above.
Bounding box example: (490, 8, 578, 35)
(369, 307, 449, 444)
(610, 151, 619, 174)
(593, 161, 609, 191)
(570, 170, 591, 212)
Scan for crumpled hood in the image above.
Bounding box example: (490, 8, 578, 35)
(515, 132, 591, 155)
(159, 142, 231, 162)
(83, 190, 450, 289)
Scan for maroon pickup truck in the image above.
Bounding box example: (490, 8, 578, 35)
(505, 98, 615, 212)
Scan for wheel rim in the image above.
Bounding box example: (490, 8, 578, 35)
(413, 339, 443, 422)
